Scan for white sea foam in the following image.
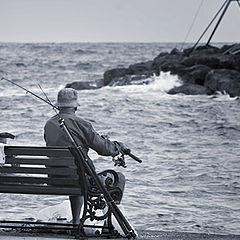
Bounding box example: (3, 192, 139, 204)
(110, 71, 182, 94)
(209, 90, 240, 101)
(146, 71, 182, 92)
(1, 42, 240, 236)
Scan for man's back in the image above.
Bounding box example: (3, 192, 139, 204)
(44, 108, 119, 157)
(43, 88, 126, 224)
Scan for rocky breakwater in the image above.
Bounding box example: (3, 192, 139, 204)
(66, 43, 240, 96)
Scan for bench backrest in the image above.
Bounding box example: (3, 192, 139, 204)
(0, 146, 83, 196)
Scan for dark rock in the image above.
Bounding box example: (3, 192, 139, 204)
(170, 48, 181, 55)
(129, 61, 154, 75)
(67, 43, 240, 96)
(205, 69, 240, 96)
(161, 62, 182, 74)
(103, 68, 131, 86)
(153, 54, 183, 74)
(182, 55, 220, 69)
(16, 63, 26, 67)
(220, 44, 233, 53)
(221, 43, 240, 55)
(155, 52, 169, 58)
(183, 45, 220, 56)
(166, 64, 186, 75)
(168, 83, 211, 95)
(65, 79, 104, 90)
(194, 45, 220, 54)
(108, 74, 151, 86)
(179, 65, 211, 85)
(107, 75, 132, 86)
(232, 55, 240, 71)
(218, 55, 236, 69)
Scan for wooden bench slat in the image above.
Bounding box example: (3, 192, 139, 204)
(5, 157, 76, 167)
(0, 146, 84, 196)
(0, 146, 125, 238)
(0, 176, 80, 186)
(4, 146, 72, 157)
(0, 184, 82, 195)
(0, 166, 77, 175)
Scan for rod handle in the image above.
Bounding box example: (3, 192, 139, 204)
(126, 151, 142, 163)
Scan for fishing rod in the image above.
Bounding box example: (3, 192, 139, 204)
(36, 83, 135, 235)
(1, 77, 58, 110)
(1, 76, 142, 238)
(38, 84, 58, 115)
(1, 77, 142, 163)
(189, 0, 229, 54)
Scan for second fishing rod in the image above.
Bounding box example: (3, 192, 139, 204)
(1, 76, 141, 238)
(1, 77, 142, 163)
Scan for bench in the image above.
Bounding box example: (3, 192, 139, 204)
(0, 145, 124, 238)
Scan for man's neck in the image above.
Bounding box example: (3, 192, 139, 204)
(59, 108, 76, 114)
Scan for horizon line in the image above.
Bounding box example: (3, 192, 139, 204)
(0, 40, 238, 44)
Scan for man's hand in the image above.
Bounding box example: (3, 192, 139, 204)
(114, 141, 130, 155)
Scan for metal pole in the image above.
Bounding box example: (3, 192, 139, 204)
(1, 76, 140, 238)
(189, 0, 228, 54)
(206, 0, 232, 45)
(59, 119, 137, 238)
(236, 0, 240, 8)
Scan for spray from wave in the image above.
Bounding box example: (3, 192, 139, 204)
(146, 71, 182, 92)
(208, 90, 240, 101)
(110, 71, 182, 94)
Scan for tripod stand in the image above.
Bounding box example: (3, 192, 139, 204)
(191, 0, 240, 52)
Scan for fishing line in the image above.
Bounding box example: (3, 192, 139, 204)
(180, 0, 205, 51)
(237, 0, 240, 9)
(206, 0, 233, 45)
(1, 76, 142, 163)
(0, 77, 58, 110)
(189, 0, 229, 54)
(1, 76, 141, 238)
(38, 84, 58, 114)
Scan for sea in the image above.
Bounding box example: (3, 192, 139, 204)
(0, 42, 239, 235)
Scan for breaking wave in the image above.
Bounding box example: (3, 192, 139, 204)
(145, 72, 182, 92)
(0, 42, 240, 235)
(110, 71, 182, 94)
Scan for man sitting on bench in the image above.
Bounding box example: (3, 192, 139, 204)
(44, 88, 127, 224)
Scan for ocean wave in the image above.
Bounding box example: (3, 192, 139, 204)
(209, 91, 240, 101)
(148, 72, 182, 92)
(0, 42, 240, 235)
(108, 72, 182, 94)
(73, 49, 96, 55)
(75, 62, 92, 69)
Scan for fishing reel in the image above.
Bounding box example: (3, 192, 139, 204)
(112, 153, 127, 168)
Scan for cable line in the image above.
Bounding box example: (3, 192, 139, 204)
(236, 0, 240, 9)
(180, 0, 205, 51)
(189, 0, 229, 54)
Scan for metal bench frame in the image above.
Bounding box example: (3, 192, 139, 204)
(0, 145, 123, 239)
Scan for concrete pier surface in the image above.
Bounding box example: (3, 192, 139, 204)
(0, 229, 240, 239)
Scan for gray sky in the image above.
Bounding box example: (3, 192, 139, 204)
(0, 0, 239, 42)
